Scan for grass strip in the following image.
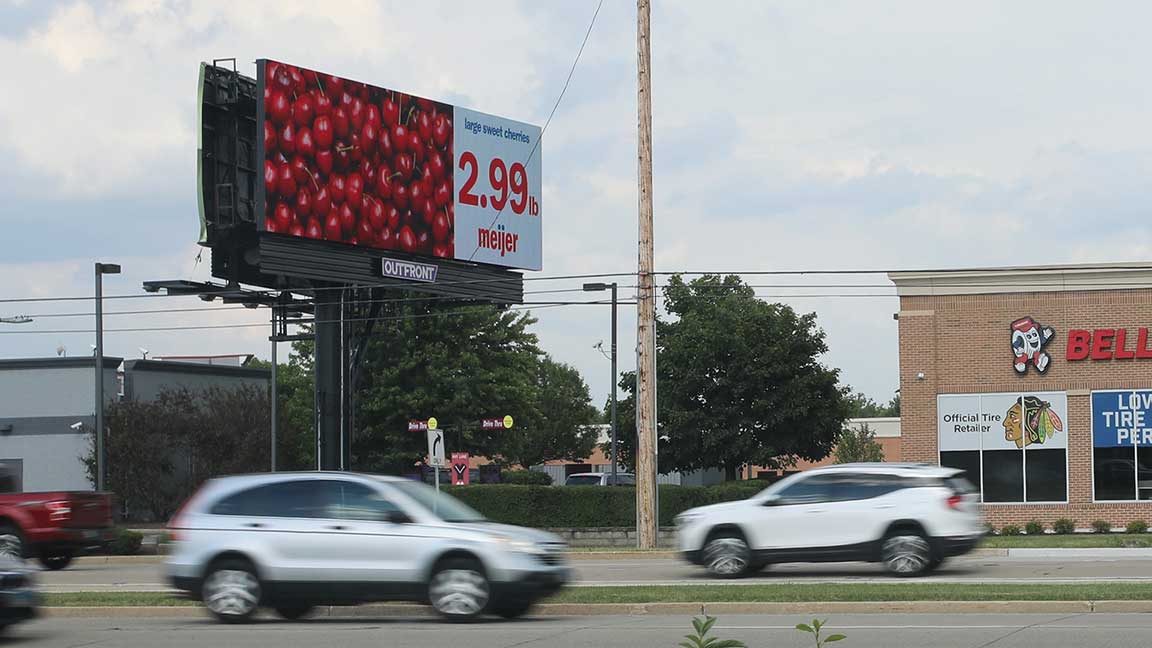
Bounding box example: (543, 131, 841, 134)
(44, 592, 197, 607)
(44, 583, 1152, 608)
(982, 534, 1152, 549)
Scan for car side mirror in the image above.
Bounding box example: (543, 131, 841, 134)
(762, 496, 781, 507)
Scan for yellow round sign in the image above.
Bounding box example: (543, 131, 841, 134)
(427, 417, 438, 430)
(503, 415, 514, 429)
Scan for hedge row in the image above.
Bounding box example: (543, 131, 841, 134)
(445, 482, 765, 527)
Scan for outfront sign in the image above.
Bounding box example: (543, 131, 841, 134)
(381, 258, 438, 283)
(1092, 390, 1152, 447)
(258, 59, 542, 271)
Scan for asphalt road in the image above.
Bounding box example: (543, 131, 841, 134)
(36, 553, 1152, 592)
(8, 613, 1152, 647)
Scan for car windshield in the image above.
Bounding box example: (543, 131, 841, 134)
(566, 475, 601, 485)
(385, 478, 487, 523)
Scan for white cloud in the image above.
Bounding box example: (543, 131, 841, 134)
(5, 1, 1152, 405)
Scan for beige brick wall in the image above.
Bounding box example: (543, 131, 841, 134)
(899, 288, 1152, 527)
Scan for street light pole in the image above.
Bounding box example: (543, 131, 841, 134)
(94, 263, 120, 493)
(584, 282, 619, 482)
(609, 283, 618, 483)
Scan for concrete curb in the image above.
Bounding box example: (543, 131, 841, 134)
(79, 546, 1152, 563)
(40, 600, 1152, 619)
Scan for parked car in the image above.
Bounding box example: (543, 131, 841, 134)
(564, 472, 635, 486)
(0, 554, 38, 635)
(165, 472, 570, 623)
(675, 463, 984, 578)
(0, 476, 115, 570)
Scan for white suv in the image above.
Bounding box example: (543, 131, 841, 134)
(165, 472, 569, 622)
(675, 463, 984, 577)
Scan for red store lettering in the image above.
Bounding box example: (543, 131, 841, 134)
(1067, 327, 1152, 361)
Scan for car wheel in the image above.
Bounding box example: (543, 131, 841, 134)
(202, 558, 262, 623)
(0, 525, 24, 561)
(274, 604, 314, 621)
(38, 550, 74, 571)
(703, 531, 752, 578)
(492, 599, 534, 619)
(881, 532, 933, 577)
(428, 557, 490, 622)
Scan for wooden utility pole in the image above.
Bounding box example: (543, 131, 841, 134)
(635, 0, 658, 549)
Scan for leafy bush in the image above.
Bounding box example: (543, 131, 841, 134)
(1053, 518, 1076, 535)
(1092, 519, 1112, 534)
(1000, 524, 1022, 536)
(446, 482, 764, 527)
(501, 470, 553, 485)
(984, 523, 997, 536)
(679, 615, 745, 648)
(1024, 520, 1045, 535)
(108, 529, 143, 555)
(1126, 520, 1149, 534)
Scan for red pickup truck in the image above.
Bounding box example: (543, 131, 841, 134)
(0, 476, 114, 570)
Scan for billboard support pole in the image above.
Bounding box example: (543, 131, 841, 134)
(315, 288, 342, 471)
(270, 321, 277, 472)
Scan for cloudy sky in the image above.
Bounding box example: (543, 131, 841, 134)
(2, 0, 1151, 408)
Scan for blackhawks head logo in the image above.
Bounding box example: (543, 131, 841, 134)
(1003, 396, 1063, 449)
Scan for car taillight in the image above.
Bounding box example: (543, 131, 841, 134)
(946, 494, 963, 510)
(45, 500, 72, 523)
(168, 487, 204, 542)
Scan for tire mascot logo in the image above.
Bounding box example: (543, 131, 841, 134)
(1011, 316, 1054, 375)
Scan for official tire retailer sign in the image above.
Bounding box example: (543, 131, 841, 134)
(381, 258, 438, 283)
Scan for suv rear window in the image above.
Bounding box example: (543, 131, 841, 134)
(945, 476, 977, 494)
(565, 475, 601, 485)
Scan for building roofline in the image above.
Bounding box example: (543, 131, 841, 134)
(123, 359, 269, 379)
(889, 262, 1152, 297)
(0, 357, 123, 370)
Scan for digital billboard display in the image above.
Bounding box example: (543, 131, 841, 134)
(258, 59, 542, 271)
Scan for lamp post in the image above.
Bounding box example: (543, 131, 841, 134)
(95, 262, 120, 492)
(583, 282, 618, 483)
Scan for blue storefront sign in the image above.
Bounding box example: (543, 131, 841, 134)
(1092, 390, 1152, 447)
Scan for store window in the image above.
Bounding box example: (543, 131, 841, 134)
(938, 392, 1067, 503)
(1092, 390, 1152, 501)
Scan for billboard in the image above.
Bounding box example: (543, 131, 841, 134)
(258, 59, 542, 271)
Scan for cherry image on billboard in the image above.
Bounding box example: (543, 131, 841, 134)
(260, 60, 455, 258)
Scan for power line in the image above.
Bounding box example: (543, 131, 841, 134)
(0, 271, 637, 305)
(465, 0, 604, 263)
(10, 287, 614, 320)
(5, 264, 1152, 306)
(0, 300, 638, 335)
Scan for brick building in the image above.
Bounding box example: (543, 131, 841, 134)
(891, 263, 1152, 529)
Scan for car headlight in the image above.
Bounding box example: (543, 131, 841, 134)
(674, 512, 701, 527)
(490, 536, 539, 554)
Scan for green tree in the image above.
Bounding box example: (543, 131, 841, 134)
(87, 385, 272, 521)
(843, 389, 900, 418)
(833, 423, 885, 464)
(614, 274, 849, 480)
(248, 357, 315, 470)
(500, 355, 600, 469)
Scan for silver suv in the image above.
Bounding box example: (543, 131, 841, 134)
(165, 472, 569, 622)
